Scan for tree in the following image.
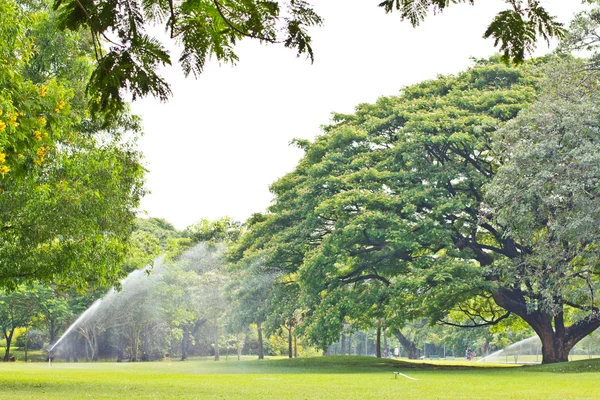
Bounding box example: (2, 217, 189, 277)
(51, 0, 570, 113)
(31, 284, 71, 344)
(0, 287, 39, 361)
(253, 57, 594, 360)
(0, 0, 147, 290)
(484, 57, 600, 362)
(226, 257, 275, 360)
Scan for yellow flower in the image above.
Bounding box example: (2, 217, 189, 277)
(17, 154, 23, 158)
(55, 99, 66, 113)
(0, 109, 3, 116)
(0, 152, 5, 164)
(38, 117, 47, 127)
(7, 114, 18, 127)
(0, 166, 9, 174)
(33, 130, 42, 141)
(0, 120, 5, 132)
(36, 146, 46, 157)
(39, 86, 48, 97)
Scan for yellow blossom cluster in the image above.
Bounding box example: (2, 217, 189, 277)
(6, 113, 18, 127)
(0, 120, 5, 133)
(34, 145, 51, 166)
(55, 99, 66, 113)
(33, 130, 42, 141)
(0, 151, 8, 175)
(38, 116, 47, 127)
(39, 86, 48, 97)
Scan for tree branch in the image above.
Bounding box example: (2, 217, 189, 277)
(438, 311, 511, 328)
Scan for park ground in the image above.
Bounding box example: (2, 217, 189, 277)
(0, 355, 598, 399)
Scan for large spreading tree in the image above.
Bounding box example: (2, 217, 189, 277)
(238, 55, 600, 363)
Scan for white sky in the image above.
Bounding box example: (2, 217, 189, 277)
(131, 0, 583, 230)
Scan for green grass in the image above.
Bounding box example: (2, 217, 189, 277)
(0, 356, 599, 399)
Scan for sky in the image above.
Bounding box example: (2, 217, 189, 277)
(130, 0, 584, 230)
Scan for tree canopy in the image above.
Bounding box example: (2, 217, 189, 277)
(232, 53, 600, 363)
(0, 0, 146, 290)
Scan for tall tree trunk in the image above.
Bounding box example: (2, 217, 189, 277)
(394, 329, 418, 359)
(376, 321, 382, 358)
(24, 327, 28, 362)
(294, 335, 298, 358)
(181, 326, 189, 361)
(214, 318, 220, 361)
(237, 334, 243, 361)
(348, 333, 353, 355)
(288, 325, 293, 358)
(130, 329, 139, 362)
(91, 330, 98, 361)
(341, 333, 346, 355)
(257, 322, 264, 360)
(3, 329, 14, 361)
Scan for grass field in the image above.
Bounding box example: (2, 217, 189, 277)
(0, 355, 599, 399)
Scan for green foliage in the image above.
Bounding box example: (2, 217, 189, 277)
(483, 0, 565, 64)
(485, 57, 600, 317)
(0, 0, 146, 290)
(242, 57, 545, 349)
(380, 0, 565, 64)
(53, 0, 323, 113)
(185, 217, 242, 246)
(0, 0, 73, 174)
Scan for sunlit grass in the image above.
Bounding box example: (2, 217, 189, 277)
(0, 356, 598, 399)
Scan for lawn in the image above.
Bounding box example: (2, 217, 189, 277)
(0, 356, 598, 399)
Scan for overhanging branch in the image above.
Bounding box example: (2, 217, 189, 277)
(438, 311, 511, 328)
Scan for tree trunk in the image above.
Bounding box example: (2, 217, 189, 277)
(376, 322, 382, 358)
(294, 335, 298, 358)
(237, 334, 243, 361)
(348, 333, 353, 355)
(341, 333, 346, 355)
(130, 328, 139, 362)
(394, 329, 418, 359)
(181, 326, 189, 361)
(492, 287, 600, 363)
(214, 318, 220, 361)
(24, 327, 28, 362)
(142, 329, 150, 361)
(257, 322, 264, 360)
(3, 329, 14, 361)
(288, 325, 293, 358)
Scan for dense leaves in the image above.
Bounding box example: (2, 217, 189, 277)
(0, 0, 146, 290)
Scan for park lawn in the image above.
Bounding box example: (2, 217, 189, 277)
(0, 356, 598, 399)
